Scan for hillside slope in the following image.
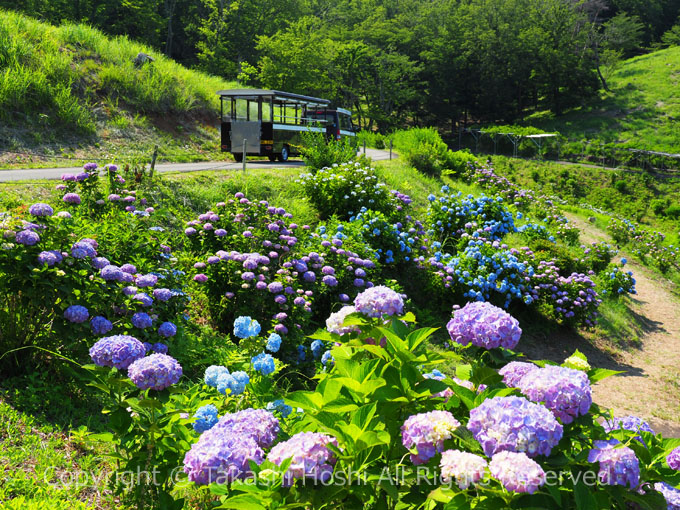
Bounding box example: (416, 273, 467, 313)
(0, 10, 237, 166)
(526, 46, 680, 153)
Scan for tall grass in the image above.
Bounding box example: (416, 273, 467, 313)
(0, 9, 237, 138)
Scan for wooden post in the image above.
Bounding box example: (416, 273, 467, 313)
(242, 139, 247, 173)
(389, 139, 393, 160)
(149, 145, 158, 178)
(363, 139, 367, 156)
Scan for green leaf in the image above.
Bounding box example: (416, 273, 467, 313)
(284, 391, 323, 411)
(574, 479, 597, 510)
(588, 368, 624, 383)
(216, 495, 268, 510)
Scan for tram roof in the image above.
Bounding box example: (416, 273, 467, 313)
(216, 89, 331, 107)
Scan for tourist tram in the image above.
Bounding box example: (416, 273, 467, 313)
(217, 89, 357, 162)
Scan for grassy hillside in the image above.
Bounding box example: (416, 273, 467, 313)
(526, 46, 680, 153)
(0, 9, 238, 167)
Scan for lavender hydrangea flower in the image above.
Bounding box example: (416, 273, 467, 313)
(136, 274, 158, 287)
(401, 411, 461, 465)
(63, 193, 81, 204)
(29, 203, 54, 217)
(252, 352, 275, 375)
(133, 292, 153, 307)
(120, 263, 136, 274)
(588, 439, 639, 488)
(64, 305, 89, 323)
(322, 275, 338, 286)
(603, 416, 654, 444)
(267, 432, 338, 485)
(212, 408, 279, 448)
(16, 230, 40, 246)
(183, 430, 264, 485)
(89, 335, 146, 369)
(233, 316, 261, 339)
(489, 451, 546, 494)
(90, 316, 113, 335)
(127, 353, 182, 390)
(158, 321, 177, 338)
(99, 265, 123, 281)
(37, 250, 63, 266)
(354, 285, 404, 318)
(92, 257, 110, 270)
(204, 365, 229, 387)
(499, 361, 539, 387)
(467, 396, 563, 458)
(193, 273, 208, 283)
(440, 450, 488, 489)
(667, 446, 680, 470)
(131, 312, 153, 329)
(326, 306, 360, 335)
(446, 302, 522, 350)
(518, 366, 592, 424)
(153, 288, 172, 302)
(655, 482, 680, 509)
(193, 404, 219, 433)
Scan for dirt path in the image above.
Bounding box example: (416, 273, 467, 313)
(563, 212, 680, 436)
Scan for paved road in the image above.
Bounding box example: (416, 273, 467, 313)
(0, 148, 395, 182)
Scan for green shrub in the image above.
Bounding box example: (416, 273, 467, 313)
(614, 180, 628, 194)
(299, 130, 359, 171)
(664, 204, 680, 219)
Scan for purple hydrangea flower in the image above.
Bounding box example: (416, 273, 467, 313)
(446, 302, 522, 350)
(90, 316, 113, 335)
(667, 446, 680, 470)
(89, 335, 146, 369)
(467, 396, 563, 458)
(71, 241, 97, 259)
(158, 322, 177, 338)
(440, 450, 487, 489)
(194, 273, 208, 283)
(303, 271, 316, 282)
(401, 411, 461, 465)
(108, 194, 121, 202)
(101, 265, 124, 281)
(133, 292, 153, 307)
(64, 305, 89, 323)
(131, 312, 153, 329)
(212, 408, 279, 448)
(92, 257, 110, 270)
(63, 193, 81, 204)
(354, 285, 404, 318)
(28, 203, 54, 217)
(61, 173, 76, 181)
(267, 432, 338, 485)
(326, 306, 359, 335)
(655, 482, 680, 509)
(153, 288, 172, 302)
(16, 230, 40, 246)
(127, 353, 182, 390)
(489, 451, 546, 494)
(37, 250, 63, 266)
(588, 439, 639, 488)
(123, 286, 138, 296)
(117, 264, 135, 275)
(268, 282, 284, 294)
(603, 416, 654, 444)
(322, 275, 338, 287)
(136, 274, 158, 287)
(499, 361, 539, 387)
(518, 366, 592, 424)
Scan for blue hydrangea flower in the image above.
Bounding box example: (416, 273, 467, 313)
(158, 321, 177, 338)
(216, 371, 249, 395)
(37, 250, 63, 267)
(266, 333, 282, 352)
(153, 288, 172, 301)
(89, 335, 146, 369)
(16, 230, 40, 246)
(321, 350, 334, 367)
(131, 312, 153, 329)
(204, 365, 229, 387)
(90, 316, 113, 335)
(64, 305, 89, 323)
(193, 404, 219, 433)
(588, 439, 639, 488)
(233, 316, 261, 339)
(152, 342, 168, 354)
(252, 353, 275, 375)
(311, 339, 324, 359)
(133, 292, 153, 307)
(266, 399, 292, 418)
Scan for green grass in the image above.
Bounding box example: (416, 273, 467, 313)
(0, 9, 239, 168)
(526, 46, 680, 153)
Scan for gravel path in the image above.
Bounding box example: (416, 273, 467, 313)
(563, 212, 680, 436)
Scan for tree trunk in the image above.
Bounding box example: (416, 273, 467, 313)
(593, 44, 610, 92)
(164, 0, 177, 58)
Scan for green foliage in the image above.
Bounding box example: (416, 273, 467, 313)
(298, 129, 359, 172)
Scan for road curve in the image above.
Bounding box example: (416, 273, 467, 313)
(0, 148, 396, 182)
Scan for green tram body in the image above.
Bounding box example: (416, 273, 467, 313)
(217, 89, 357, 162)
